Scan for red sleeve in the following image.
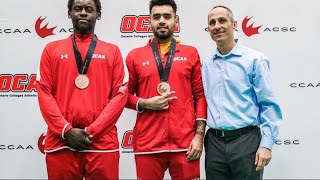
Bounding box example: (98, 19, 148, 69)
(36, 44, 72, 139)
(191, 49, 207, 121)
(86, 46, 128, 139)
(125, 50, 141, 111)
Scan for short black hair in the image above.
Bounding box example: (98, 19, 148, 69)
(149, 0, 177, 14)
(68, 0, 102, 13)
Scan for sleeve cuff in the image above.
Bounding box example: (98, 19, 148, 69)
(62, 123, 72, 139)
(196, 118, 206, 121)
(136, 98, 144, 113)
(86, 126, 94, 137)
(259, 134, 275, 150)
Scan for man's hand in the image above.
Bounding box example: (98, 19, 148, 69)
(65, 128, 93, 151)
(255, 147, 272, 171)
(139, 91, 177, 110)
(186, 134, 203, 161)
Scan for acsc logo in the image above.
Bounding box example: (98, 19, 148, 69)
(241, 16, 297, 37)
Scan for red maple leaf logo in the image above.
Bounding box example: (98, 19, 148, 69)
(35, 16, 57, 38)
(242, 16, 262, 37)
(37, 132, 46, 154)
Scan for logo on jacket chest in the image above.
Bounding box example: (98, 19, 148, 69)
(141, 57, 186, 67)
(92, 54, 106, 59)
(60, 54, 68, 59)
(59, 54, 106, 60)
(142, 60, 150, 66)
(173, 56, 187, 61)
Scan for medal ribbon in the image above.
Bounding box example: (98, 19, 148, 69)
(72, 34, 97, 74)
(151, 38, 176, 82)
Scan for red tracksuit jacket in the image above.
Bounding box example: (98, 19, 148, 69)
(37, 34, 128, 153)
(126, 40, 207, 154)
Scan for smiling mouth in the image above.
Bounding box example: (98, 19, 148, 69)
(214, 32, 225, 36)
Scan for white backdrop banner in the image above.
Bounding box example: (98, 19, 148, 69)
(1, 0, 319, 179)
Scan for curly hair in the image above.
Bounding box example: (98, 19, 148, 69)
(67, 0, 101, 13)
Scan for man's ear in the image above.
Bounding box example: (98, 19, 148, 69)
(175, 15, 178, 27)
(97, 12, 101, 20)
(68, 11, 71, 19)
(233, 20, 238, 31)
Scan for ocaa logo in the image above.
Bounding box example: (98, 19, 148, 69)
(241, 16, 297, 37)
(290, 82, 320, 88)
(0, 145, 34, 150)
(0, 74, 36, 92)
(121, 130, 133, 149)
(121, 130, 133, 153)
(120, 15, 180, 33)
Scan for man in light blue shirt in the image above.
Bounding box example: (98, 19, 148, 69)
(202, 5, 282, 180)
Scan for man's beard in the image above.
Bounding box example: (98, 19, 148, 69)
(154, 32, 172, 40)
(152, 26, 174, 40)
(154, 31, 172, 40)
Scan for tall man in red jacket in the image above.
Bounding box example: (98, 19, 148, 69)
(126, 0, 207, 179)
(36, 0, 128, 179)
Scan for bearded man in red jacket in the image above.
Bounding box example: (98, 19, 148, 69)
(125, 0, 207, 179)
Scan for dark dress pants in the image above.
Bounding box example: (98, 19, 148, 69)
(204, 127, 263, 180)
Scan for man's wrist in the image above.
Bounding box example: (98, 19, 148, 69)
(62, 123, 72, 139)
(195, 131, 205, 137)
(195, 120, 206, 138)
(138, 98, 148, 110)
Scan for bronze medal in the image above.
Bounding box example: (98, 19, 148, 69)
(72, 34, 97, 90)
(75, 74, 89, 89)
(157, 81, 170, 95)
(151, 39, 176, 95)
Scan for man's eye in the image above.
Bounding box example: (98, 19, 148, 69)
(74, 7, 82, 12)
(219, 19, 226, 23)
(209, 20, 216, 25)
(85, 7, 94, 13)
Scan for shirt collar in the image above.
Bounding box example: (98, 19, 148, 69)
(147, 37, 181, 52)
(213, 39, 243, 60)
(70, 33, 95, 42)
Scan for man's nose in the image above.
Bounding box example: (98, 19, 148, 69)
(159, 16, 165, 23)
(213, 22, 221, 29)
(211, 24, 222, 33)
(80, 9, 87, 16)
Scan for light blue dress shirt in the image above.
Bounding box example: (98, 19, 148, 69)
(202, 41, 282, 150)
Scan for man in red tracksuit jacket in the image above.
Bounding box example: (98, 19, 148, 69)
(36, 0, 128, 179)
(126, 0, 207, 179)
